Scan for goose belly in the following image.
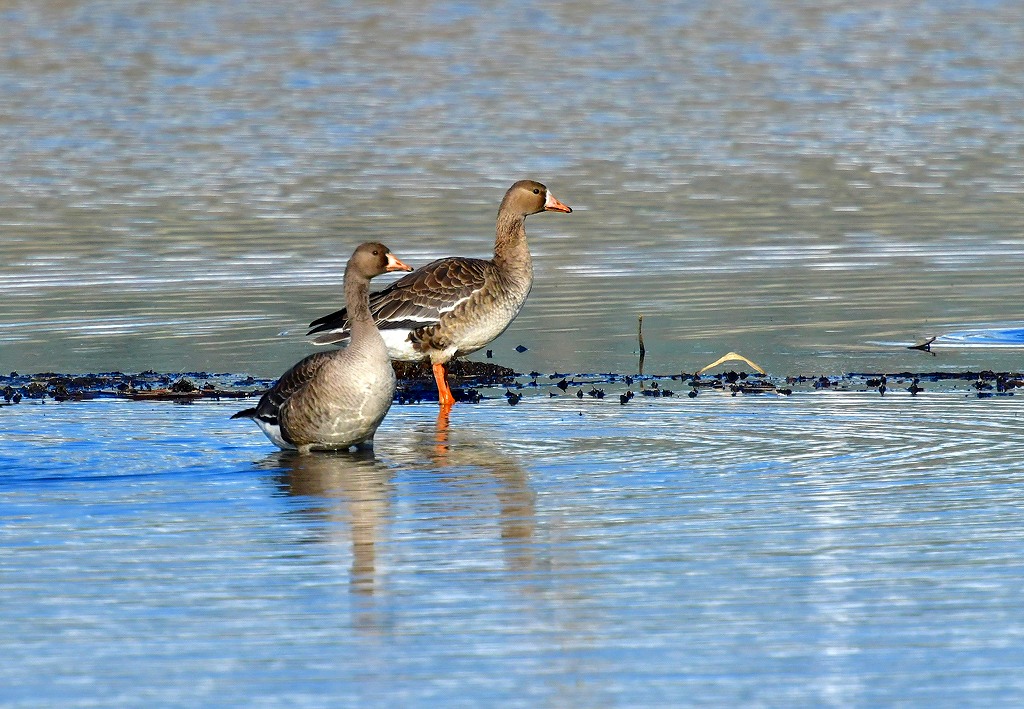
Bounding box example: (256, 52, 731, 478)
(383, 295, 526, 361)
(306, 409, 383, 449)
(381, 328, 422, 361)
(283, 369, 396, 450)
(451, 298, 525, 356)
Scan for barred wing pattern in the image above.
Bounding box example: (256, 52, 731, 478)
(244, 351, 336, 430)
(307, 257, 492, 343)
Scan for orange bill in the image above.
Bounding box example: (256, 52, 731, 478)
(386, 253, 414, 272)
(544, 191, 572, 213)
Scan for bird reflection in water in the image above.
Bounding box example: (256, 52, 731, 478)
(264, 449, 391, 632)
(431, 407, 536, 572)
(258, 408, 539, 631)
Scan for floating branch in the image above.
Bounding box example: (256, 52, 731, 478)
(697, 352, 766, 375)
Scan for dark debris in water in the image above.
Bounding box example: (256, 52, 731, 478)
(0, 371, 272, 406)
(1, 365, 1021, 408)
(391, 360, 515, 405)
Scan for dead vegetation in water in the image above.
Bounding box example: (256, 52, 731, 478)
(0, 371, 266, 405)
(1, 365, 1021, 408)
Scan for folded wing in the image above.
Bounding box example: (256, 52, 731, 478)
(307, 257, 491, 344)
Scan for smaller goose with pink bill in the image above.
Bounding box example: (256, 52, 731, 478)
(232, 242, 412, 454)
(307, 180, 572, 408)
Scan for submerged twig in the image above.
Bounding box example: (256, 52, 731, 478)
(638, 314, 646, 376)
(908, 336, 937, 355)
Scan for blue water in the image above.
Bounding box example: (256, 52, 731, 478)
(938, 326, 1024, 348)
(4, 0, 1024, 705)
(4, 0, 1024, 378)
(4, 393, 1024, 706)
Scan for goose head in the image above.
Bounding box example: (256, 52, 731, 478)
(350, 242, 413, 278)
(501, 180, 572, 217)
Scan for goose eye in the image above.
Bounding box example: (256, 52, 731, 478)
(533, 188, 540, 194)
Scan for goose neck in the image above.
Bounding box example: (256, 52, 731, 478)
(493, 211, 531, 272)
(344, 271, 376, 338)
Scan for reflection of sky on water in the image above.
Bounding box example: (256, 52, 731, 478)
(4, 394, 1024, 706)
(937, 326, 1024, 347)
(4, 4, 1024, 703)
(1, 1, 1023, 378)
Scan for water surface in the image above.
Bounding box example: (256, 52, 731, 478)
(3, 2, 1024, 706)
(2, 0, 1024, 377)
(4, 393, 1024, 706)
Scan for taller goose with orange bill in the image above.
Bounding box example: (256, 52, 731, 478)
(308, 180, 572, 407)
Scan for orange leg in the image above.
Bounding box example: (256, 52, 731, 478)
(432, 361, 456, 407)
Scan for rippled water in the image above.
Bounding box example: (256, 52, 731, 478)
(4, 1, 1024, 706)
(4, 394, 1024, 707)
(3, 0, 1024, 377)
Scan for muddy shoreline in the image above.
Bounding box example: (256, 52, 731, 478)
(2, 361, 1020, 407)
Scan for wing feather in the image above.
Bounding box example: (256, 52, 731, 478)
(249, 351, 336, 428)
(307, 257, 492, 341)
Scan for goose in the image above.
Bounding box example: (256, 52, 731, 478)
(233, 242, 412, 453)
(307, 180, 572, 407)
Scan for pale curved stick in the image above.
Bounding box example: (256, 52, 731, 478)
(696, 351, 766, 375)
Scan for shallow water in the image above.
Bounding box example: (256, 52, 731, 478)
(4, 1, 1024, 706)
(4, 394, 1024, 706)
